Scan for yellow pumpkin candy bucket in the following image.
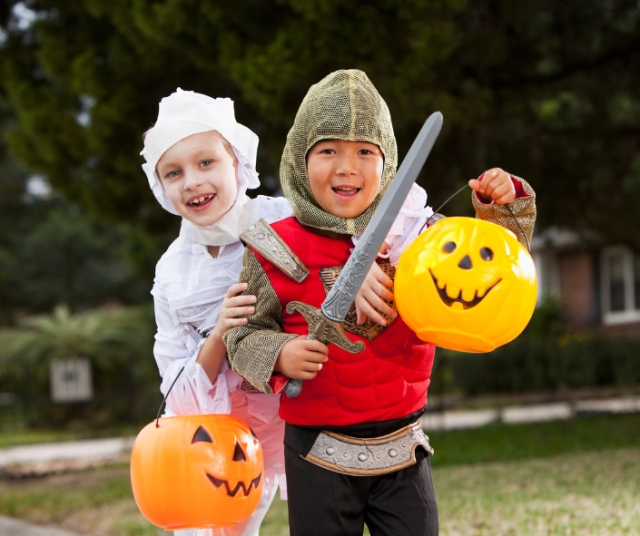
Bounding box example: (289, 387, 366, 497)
(395, 217, 537, 353)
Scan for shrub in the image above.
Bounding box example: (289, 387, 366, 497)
(0, 304, 161, 430)
(430, 335, 640, 397)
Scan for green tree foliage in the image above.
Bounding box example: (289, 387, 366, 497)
(1, 0, 640, 257)
(0, 156, 149, 321)
(6, 206, 150, 312)
(0, 96, 148, 321)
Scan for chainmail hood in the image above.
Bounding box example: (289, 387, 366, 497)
(280, 70, 398, 235)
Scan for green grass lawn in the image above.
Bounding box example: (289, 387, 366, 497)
(427, 411, 640, 467)
(438, 447, 640, 535)
(1, 413, 639, 535)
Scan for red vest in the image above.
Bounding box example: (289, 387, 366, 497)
(250, 217, 435, 427)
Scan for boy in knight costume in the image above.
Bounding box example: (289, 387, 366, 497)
(225, 70, 536, 535)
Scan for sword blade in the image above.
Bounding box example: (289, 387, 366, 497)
(321, 111, 443, 322)
(283, 111, 443, 399)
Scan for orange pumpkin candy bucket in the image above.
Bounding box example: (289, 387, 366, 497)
(130, 414, 264, 530)
(395, 217, 537, 353)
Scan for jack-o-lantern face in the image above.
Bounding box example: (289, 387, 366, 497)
(395, 217, 537, 352)
(130, 414, 264, 530)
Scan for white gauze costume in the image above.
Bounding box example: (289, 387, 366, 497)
(142, 89, 293, 536)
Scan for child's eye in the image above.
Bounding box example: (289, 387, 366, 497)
(164, 170, 180, 180)
(200, 159, 213, 167)
(358, 149, 372, 155)
(320, 148, 336, 155)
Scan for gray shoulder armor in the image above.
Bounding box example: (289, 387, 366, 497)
(241, 219, 309, 283)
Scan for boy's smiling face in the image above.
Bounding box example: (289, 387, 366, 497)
(306, 139, 384, 219)
(156, 131, 238, 227)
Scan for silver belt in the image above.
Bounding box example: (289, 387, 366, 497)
(303, 421, 434, 476)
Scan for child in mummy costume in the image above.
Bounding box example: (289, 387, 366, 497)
(141, 89, 294, 536)
(225, 70, 536, 535)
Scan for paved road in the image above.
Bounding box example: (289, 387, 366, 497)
(0, 515, 83, 536)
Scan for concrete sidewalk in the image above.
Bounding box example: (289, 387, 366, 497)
(0, 396, 637, 470)
(0, 515, 83, 536)
(420, 395, 640, 431)
(0, 437, 135, 470)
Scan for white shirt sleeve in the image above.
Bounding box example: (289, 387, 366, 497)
(255, 195, 295, 224)
(351, 183, 433, 266)
(152, 282, 235, 416)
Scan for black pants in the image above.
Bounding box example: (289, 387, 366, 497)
(285, 445, 439, 536)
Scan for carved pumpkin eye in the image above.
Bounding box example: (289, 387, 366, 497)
(233, 440, 247, 462)
(480, 247, 494, 261)
(250, 429, 258, 442)
(442, 241, 456, 253)
(191, 426, 213, 445)
(191, 426, 214, 444)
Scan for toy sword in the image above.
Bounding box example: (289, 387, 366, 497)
(284, 111, 444, 398)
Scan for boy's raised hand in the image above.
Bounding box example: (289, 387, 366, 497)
(468, 167, 516, 205)
(355, 262, 398, 327)
(275, 337, 329, 380)
(211, 282, 256, 338)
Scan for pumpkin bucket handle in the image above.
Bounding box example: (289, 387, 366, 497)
(156, 365, 186, 427)
(423, 183, 531, 253)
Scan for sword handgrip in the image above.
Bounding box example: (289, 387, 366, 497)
(283, 303, 364, 397)
(283, 334, 313, 398)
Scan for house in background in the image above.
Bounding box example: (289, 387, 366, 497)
(531, 228, 640, 338)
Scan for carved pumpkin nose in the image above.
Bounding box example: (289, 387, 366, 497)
(458, 255, 473, 270)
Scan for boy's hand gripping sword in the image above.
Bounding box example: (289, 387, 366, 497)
(284, 111, 444, 398)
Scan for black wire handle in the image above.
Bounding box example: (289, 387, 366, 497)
(155, 365, 186, 428)
(432, 183, 472, 221)
(505, 203, 531, 253)
(419, 182, 531, 253)
(419, 183, 471, 234)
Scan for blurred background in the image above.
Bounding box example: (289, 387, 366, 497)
(0, 1, 639, 535)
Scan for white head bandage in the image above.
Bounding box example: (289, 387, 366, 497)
(141, 88, 260, 216)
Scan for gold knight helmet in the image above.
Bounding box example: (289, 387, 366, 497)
(280, 69, 398, 236)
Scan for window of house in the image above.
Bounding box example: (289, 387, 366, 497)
(601, 246, 640, 324)
(532, 250, 560, 304)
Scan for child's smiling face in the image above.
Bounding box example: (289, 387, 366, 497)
(156, 131, 238, 227)
(306, 139, 384, 220)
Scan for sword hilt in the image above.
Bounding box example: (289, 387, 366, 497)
(284, 379, 303, 398)
(283, 301, 365, 397)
